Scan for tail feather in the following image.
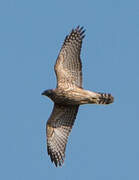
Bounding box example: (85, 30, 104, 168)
(97, 93, 114, 104)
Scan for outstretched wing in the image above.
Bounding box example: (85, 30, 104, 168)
(46, 104, 79, 166)
(54, 26, 85, 89)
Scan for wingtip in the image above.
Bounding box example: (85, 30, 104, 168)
(74, 25, 86, 39)
(47, 143, 65, 167)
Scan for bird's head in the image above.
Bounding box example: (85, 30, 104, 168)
(41, 89, 54, 98)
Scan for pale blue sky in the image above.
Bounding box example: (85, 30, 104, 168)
(0, 0, 139, 179)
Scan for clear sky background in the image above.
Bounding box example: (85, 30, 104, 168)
(0, 0, 138, 179)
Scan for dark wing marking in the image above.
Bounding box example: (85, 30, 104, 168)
(46, 104, 79, 166)
(54, 26, 85, 89)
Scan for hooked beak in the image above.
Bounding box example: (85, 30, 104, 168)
(41, 90, 46, 96)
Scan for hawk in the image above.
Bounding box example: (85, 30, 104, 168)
(42, 26, 114, 167)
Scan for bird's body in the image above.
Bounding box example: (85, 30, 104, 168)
(42, 26, 114, 167)
(43, 88, 113, 105)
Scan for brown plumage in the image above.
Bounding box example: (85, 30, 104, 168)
(42, 26, 114, 167)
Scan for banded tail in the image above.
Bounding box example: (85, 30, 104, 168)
(79, 89, 114, 105)
(96, 93, 114, 104)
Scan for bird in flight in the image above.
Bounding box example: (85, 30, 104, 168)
(42, 26, 114, 167)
